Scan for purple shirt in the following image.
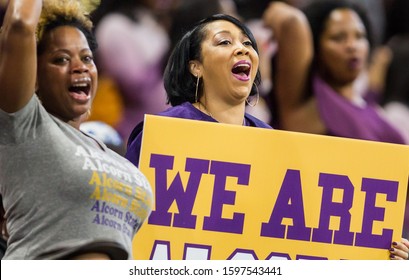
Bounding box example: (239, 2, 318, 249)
(314, 75, 406, 145)
(125, 102, 272, 167)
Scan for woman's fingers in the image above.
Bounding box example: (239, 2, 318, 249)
(390, 239, 409, 260)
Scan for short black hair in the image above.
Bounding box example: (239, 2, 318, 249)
(163, 13, 261, 106)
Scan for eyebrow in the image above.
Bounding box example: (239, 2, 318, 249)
(213, 30, 249, 39)
(214, 30, 231, 36)
(49, 48, 92, 55)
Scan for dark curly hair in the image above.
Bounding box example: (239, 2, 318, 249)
(37, 0, 98, 55)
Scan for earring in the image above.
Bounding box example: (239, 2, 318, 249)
(246, 83, 259, 107)
(195, 75, 200, 103)
(86, 108, 92, 120)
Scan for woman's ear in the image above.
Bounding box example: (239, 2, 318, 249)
(189, 60, 202, 77)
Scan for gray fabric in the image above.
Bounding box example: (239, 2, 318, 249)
(0, 95, 152, 259)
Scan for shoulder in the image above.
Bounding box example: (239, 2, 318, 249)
(157, 102, 201, 118)
(127, 102, 211, 145)
(0, 95, 49, 143)
(157, 102, 216, 122)
(127, 120, 145, 148)
(245, 113, 273, 128)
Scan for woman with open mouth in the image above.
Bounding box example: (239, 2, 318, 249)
(0, 0, 153, 260)
(125, 13, 272, 168)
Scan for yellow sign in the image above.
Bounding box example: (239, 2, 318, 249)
(133, 115, 409, 260)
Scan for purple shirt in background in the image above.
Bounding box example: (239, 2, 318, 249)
(96, 11, 170, 140)
(314, 75, 406, 145)
(125, 102, 272, 167)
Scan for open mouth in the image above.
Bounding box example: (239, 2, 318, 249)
(68, 78, 91, 101)
(232, 61, 251, 81)
(347, 57, 361, 70)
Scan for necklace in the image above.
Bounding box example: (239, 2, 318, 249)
(198, 101, 213, 118)
(197, 101, 246, 126)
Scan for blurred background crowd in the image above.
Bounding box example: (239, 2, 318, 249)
(79, 0, 409, 155)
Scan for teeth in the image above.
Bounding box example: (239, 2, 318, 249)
(235, 64, 250, 69)
(72, 83, 88, 87)
(73, 77, 90, 83)
(71, 77, 91, 88)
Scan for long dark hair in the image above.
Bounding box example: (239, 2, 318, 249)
(163, 13, 261, 106)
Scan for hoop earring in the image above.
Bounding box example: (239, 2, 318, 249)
(246, 83, 259, 107)
(195, 75, 200, 103)
(85, 108, 92, 120)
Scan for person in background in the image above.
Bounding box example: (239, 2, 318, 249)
(0, 0, 152, 259)
(262, 0, 406, 145)
(262, 0, 408, 260)
(379, 0, 409, 237)
(90, 0, 173, 141)
(167, 0, 223, 52)
(125, 13, 272, 167)
(80, 121, 126, 156)
(378, 0, 409, 144)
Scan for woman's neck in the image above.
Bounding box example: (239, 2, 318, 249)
(318, 68, 358, 102)
(194, 100, 246, 126)
(331, 83, 355, 101)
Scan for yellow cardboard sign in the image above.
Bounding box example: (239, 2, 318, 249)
(133, 115, 409, 260)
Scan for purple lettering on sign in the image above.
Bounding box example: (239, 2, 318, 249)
(266, 252, 291, 260)
(355, 178, 398, 249)
(183, 243, 212, 260)
(149, 240, 171, 260)
(260, 169, 311, 241)
(203, 161, 250, 234)
(148, 154, 209, 228)
(296, 255, 328, 260)
(312, 173, 354, 245)
(228, 249, 258, 260)
(147, 239, 337, 260)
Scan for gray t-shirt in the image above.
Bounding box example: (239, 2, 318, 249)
(0, 95, 153, 259)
